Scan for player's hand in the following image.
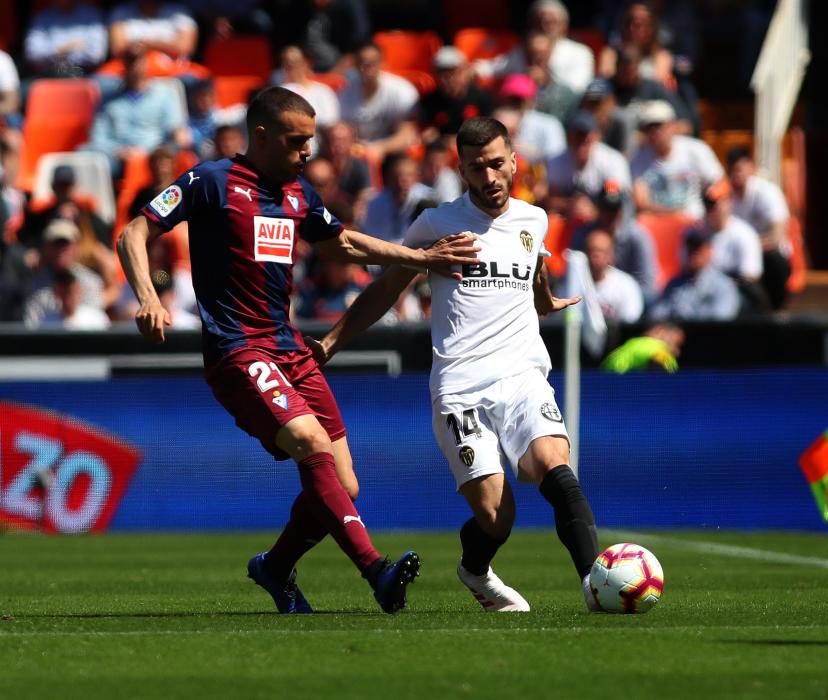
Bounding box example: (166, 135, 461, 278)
(536, 293, 582, 317)
(305, 335, 331, 366)
(135, 298, 171, 344)
(420, 232, 479, 281)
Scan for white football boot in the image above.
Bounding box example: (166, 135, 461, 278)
(457, 562, 531, 612)
(582, 574, 601, 612)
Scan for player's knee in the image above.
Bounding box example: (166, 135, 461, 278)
(290, 430, 333, 462)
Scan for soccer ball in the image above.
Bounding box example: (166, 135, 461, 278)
(589, 543, 664, 613)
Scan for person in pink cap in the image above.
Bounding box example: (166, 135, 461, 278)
(494, 73, 565, 166)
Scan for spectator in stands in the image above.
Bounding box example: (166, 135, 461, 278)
(179, 0, 271, 38)
(703, 180, 763, 284)
(338, 43, 420, 161)
(702, 180, 769, 315)
(609, 45, 693, 145)
(295, 256, 369, 322)
(545, 110, 630, 219)
(320, 121, 372, 218)
(274, 45, 341, 156)
(0, 49, 21, 128)
(183, 79, 219, 159)
(23, 219, 106, 328)
(524, 32, 579, 124)
(212, 124, 246, 159)
(420, 46, 493, 145)
(478, 0, 594, 93)
(108, 0, 198, 60)
(128, 146, 176, 219)
(274, 0, 371, 73)
(420, 141, 462, 204)
(304, 157, 353, 227)
(570, 179, 659, 303)
(151, 268, 200, 329)
(649, 226, 740, 321)
(727, 147, 792, 310)
(598, 2, 674, 87)
(359, 153, 432, 245)
(579, 78, 629, 155)
(0, 231, 31, 322)
(631, 100, 723, 220)
(585, 228, 644, 323)
(32, 268, 111, 330)
(601, 322, 685, 373)
(22, 165, 111, 248)
(84, 47, 187, 178)
(0, 150, 24, 243)
(495, 73, 565, 165)
(24, 0, 108, 77)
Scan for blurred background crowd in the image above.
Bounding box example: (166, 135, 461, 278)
(0, 0, 823, 336)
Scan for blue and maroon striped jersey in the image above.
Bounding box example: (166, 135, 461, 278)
(141, 154, 343, 368)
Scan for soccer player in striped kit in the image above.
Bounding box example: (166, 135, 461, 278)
(117, 87, 479, 614)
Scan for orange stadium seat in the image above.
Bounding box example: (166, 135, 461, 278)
(543, 212, 577, 279)
(453, 28, 521, 62)
(637, 212, 695, 291)
(444, 0, 510, 37)
(204, 36, 273, 82)
(96, 50, 210, 80)
(17, 79, 101, 191)
(373, 30, 442, 74)
(213, 75, 265, 108)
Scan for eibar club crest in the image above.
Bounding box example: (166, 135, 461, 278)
(519, 230, 533, 253)
(459, 446, 475, 467)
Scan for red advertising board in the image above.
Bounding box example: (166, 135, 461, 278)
(0, 402, 141, 533)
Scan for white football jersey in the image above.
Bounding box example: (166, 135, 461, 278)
(403, 193, 551, 398)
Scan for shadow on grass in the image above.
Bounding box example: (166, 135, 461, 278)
(2, 610, 389, 619)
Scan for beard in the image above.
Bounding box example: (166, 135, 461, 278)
(467, 179, 511, 211)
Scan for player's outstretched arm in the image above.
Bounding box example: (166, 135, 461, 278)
(316, 229, 478, 280)
(116, 216, 171, 344)
(533, 257, 582, 316)
(308, 265, 418, 366)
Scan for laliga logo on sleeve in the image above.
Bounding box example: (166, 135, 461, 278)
(149, 185, 182, 216)
(253, 216, 295, 263)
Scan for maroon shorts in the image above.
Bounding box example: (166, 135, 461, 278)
(205, 347, 346, 460)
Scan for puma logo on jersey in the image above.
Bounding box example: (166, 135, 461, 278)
(343, 515, 364, 527)
(187, 171, 200, 185)
(234, 186, 253, 202)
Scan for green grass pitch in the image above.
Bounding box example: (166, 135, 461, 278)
(1, 530, 827, 700)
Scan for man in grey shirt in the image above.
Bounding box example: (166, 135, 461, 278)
(648, 226, 740, 321)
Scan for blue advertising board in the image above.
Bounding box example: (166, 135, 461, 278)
(0, 368, 825, 531)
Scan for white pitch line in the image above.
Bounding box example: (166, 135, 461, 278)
(605, 530, 828, 569)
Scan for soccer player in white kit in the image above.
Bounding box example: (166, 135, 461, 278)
(311, 116, 600, 612)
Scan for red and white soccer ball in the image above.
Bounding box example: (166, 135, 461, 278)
(589, 543, 664, 613)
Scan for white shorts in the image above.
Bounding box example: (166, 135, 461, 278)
(431, 368, 569, 490)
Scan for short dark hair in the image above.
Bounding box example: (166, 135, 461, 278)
(456, 117, 511, 157)
(726, 146, 752, 168)
(246, 86, 315, 133)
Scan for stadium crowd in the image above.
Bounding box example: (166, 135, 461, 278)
(0, 0, 800, 333)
